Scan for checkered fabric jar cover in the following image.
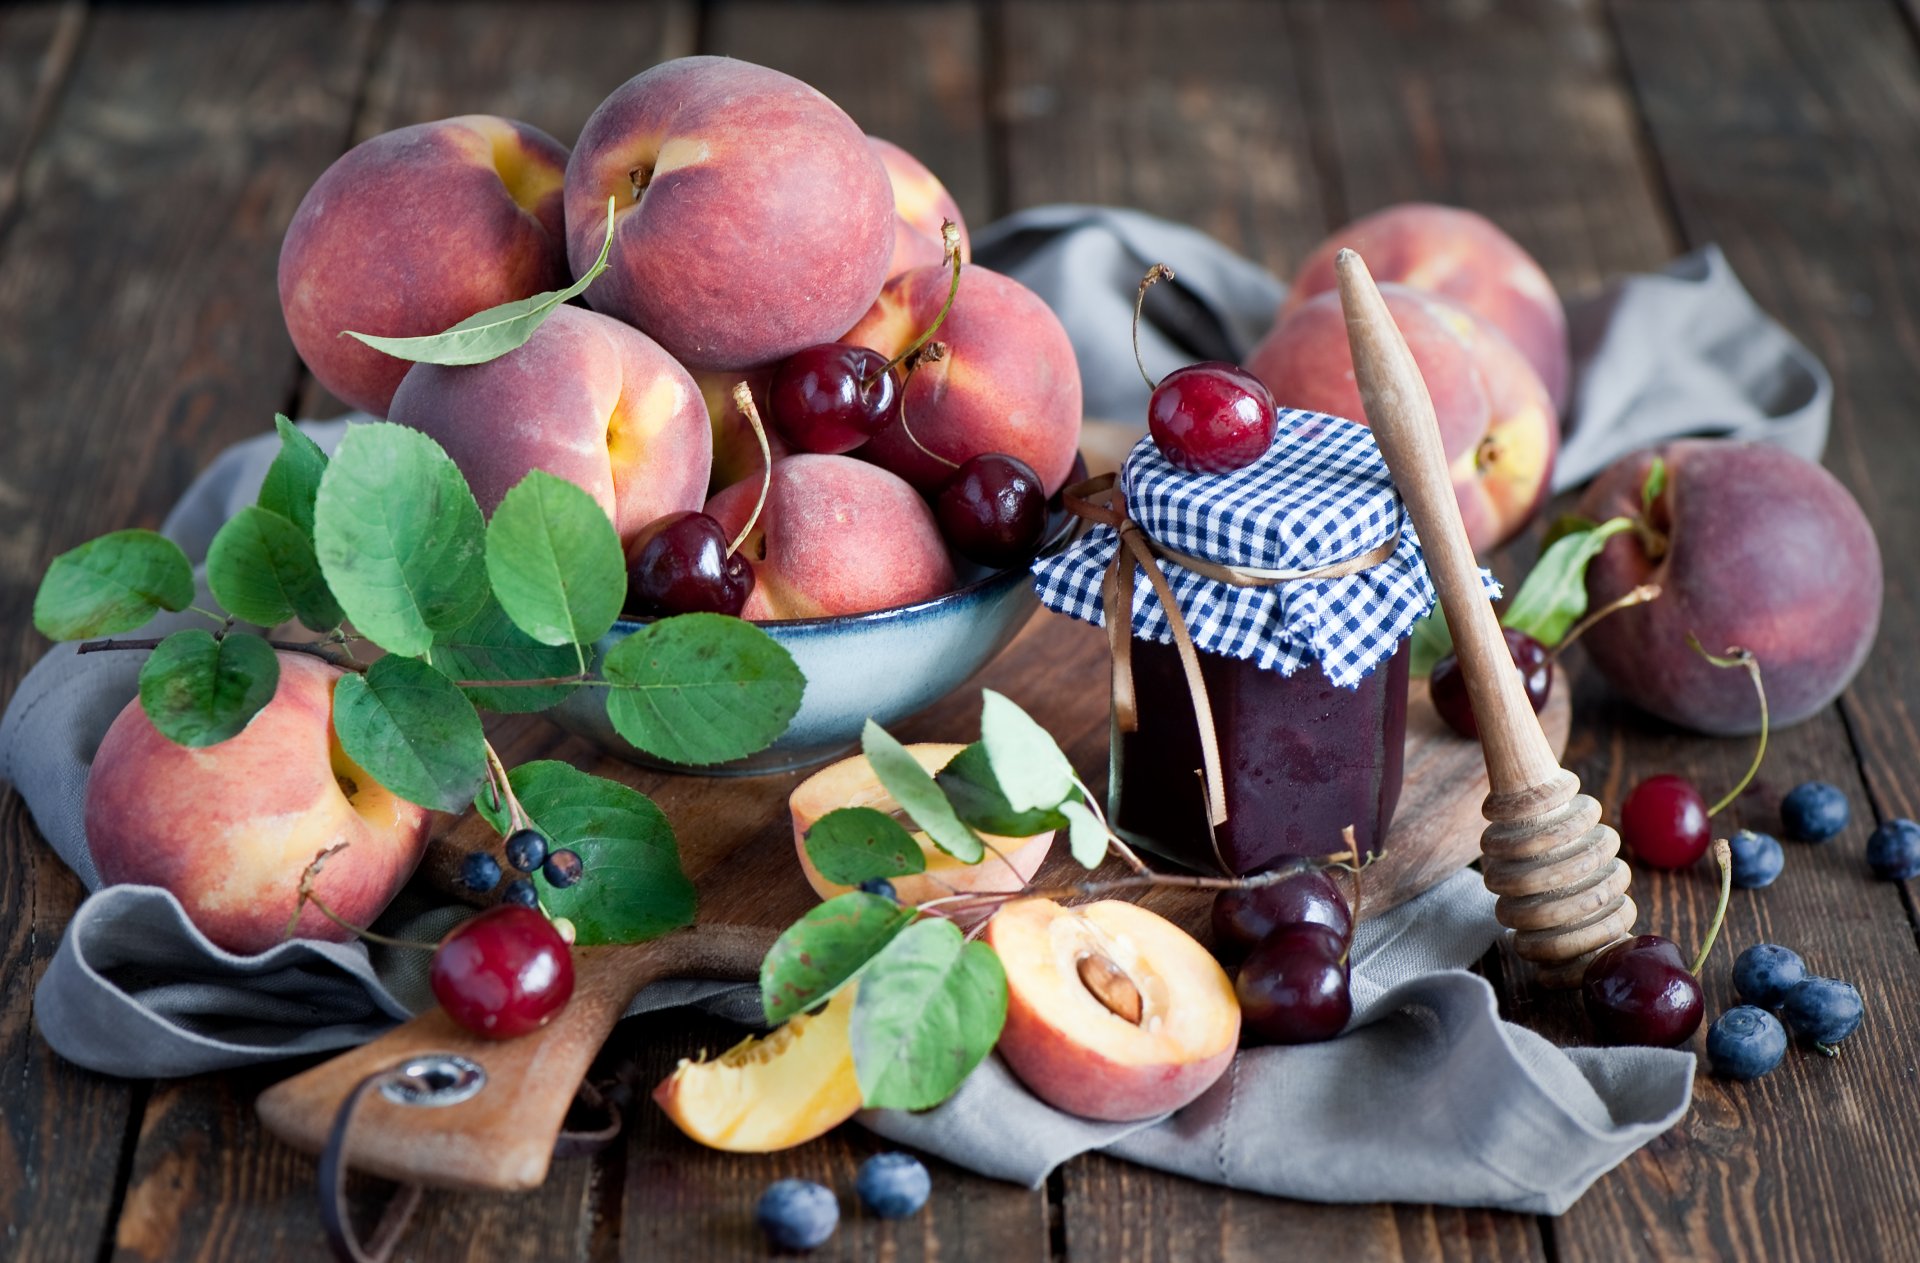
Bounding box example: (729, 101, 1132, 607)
(1032, 409, 1498, 688)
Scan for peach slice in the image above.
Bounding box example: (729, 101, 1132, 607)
(652, 986, 861, 1152)
(986, 898, 1240, 1122)
(789, 742, 1053, 906)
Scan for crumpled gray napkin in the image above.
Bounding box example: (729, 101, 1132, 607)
(9, 200, 1837, 1211)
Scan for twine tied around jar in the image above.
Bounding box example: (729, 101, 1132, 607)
(1062, 472, 1401, 829)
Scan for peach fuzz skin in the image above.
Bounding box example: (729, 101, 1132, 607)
(278, 115, 569, 417)
(564, 57, 894, 372)
(1282, 202, 1570, 411)
(1247, 284, 1557, 554)
(987, 899, 1239, 1122)
(85, 653, 431, 956)
(692, 366, 792, 497)
(388, 305, 710, 552)
(845, 263, 1083, 496)
(868, 135, 970, 280)
(705, 453, 955, 620)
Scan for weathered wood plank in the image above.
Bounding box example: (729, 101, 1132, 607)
(0, 1, 85, 238)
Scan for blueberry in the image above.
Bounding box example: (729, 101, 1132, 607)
(1727, 829, 1785, 889)
(542, 848, 584, 889)
(1732, 943, 1805, 1008)
(755, 1178, 838, 1251)
(504, 828, 548, 873)
(1782, 976, 1864, 1049)
(858, 878, 898, 902)
(502, 878, 540, 909)
(856, 1151, 931, 1219)
(1780, 781, 1849, 842)
(1706, 1006, 1788, 1080)
(1866, 818, 1920, 881)
(457, 851, 501, 894)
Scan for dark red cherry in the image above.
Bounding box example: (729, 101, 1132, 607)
(1211, 869, 1352, 961)
(1621, 773, 1712, 869)
(625, 511, 754, 617)
(1147, 361, 1278, 474)
(430, 905, 575, 1040)
(769, 343, 900, 454)
(1235, 922, 1352, 1044)
(1581, 934, 1703, 1047)
(936, 453, 1048, 568)
(1430, 628, 1552, 739)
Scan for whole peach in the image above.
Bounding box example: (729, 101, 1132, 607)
(565, 57, 894, 371)
(1575, 441, 1881, 735)
(388, 305, 710, 552)
(705, 454, 956, 619)
(278, 115, 569, 417)
(85, 653, 432, 955)
(1246, 284, 1557, 554)
(844, 264, 1083, 495)
(1282, 202, 1570, 411)
(868, 136, 970, 280)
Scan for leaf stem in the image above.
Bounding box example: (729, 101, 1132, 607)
(1069, 774, 1150, 876)
(1688, 635, 1768, 817)
(726, 382, 773, 560)
(1131, 264, 1175, 390)
(483, 740, 532, 833)
(77, 633, 365, 672)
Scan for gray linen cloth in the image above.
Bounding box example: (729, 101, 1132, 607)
(4, 205, 1828, 1212)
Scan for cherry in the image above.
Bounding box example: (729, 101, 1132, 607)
(429, 904, 575, 1039)
(1580, 934, 1702, 1047)
(936, 453, 1048, 568)
(1235, 922, 1352, 1044)
(625, 511, 754, 617)
(1147, 361, 1277, 474)
(1211, 869, 1351, 961)
(768, 343, 900, 455)
(1621, 772, 1712, 869)
(1430, 628, 1551, 739)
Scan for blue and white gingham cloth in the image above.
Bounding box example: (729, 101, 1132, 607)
(1034, 409, 1499, 688)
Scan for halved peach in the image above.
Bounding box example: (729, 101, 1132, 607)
(986, 898, 1240, 1122)
(789, 742, 1053, 906)
(652, 987, 861, 1152)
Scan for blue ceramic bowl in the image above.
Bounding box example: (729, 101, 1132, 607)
(551, 514, 1075, 776)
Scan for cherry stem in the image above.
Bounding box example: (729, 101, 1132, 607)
(868, 220, 964, 387)
(1131, 264, 1175, 390)
(1688, 634, 1769, 817)
(1551, 583, 1663, 659)
(284, 844, 440, 951)
(726, 382, 773, 559)
(1690, 837, 1733, 976)
(892, 351, 962, 473)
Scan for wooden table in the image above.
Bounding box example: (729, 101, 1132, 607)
(4, 2, 1918, 1259)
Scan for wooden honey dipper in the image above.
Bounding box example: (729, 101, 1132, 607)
(1335, 249, 1635, 987)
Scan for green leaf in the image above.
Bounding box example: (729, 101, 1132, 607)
(432, 597, 579, 713)
(1500, 517, 1635, 647)
(34, 529, 194, 641)
(601, 614, 805, 765)
(1641, 456, 1668, 517)
(935, 742, 1071, 837)
(136, 630, 279, 747)
(862, 720, 983, 862)
(1059, 799, 1110, 869)
(851, 919, 1008, 1110)
(331, 655, 486, 811)
(258, 414, 329, 539)
(805, 808, 928, 886)
(482, 761, 694, 945)
(485, 470, 625, 648)
(979, 689, 1076, 814)
(1408, 608, 1454, 678)
(312, 422, 489, 658)
(206, 506, 344, 632)
(340, 198, 617, 366)
(759, 892, 916, 1026)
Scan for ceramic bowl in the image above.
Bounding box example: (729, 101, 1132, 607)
(551, 514, 1075, 776)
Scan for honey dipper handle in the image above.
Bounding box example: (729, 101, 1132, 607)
(1334, 249, 1563, 797)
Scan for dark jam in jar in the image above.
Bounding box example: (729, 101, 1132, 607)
(1109, 636, 1408, 874)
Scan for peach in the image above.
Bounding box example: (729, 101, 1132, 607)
(1246, 284, 1557, 554)
(84, 653, 431, 956)
(987, 898, 1239, 1122)
(564, 57, 894, 371)
(1282, 203, 1571, 411)
(278, 115, 569, 417)
(1575, 440, 1882, 735)
(691, 367, 791, 497)
(705, 454, 956, 620)
(653, 986, 861, 1152)
(845, 263, 1083, 496)
(388, 305, 710, 552)
(790, 743, 1053, 906)
(868, 135, 970, 280)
